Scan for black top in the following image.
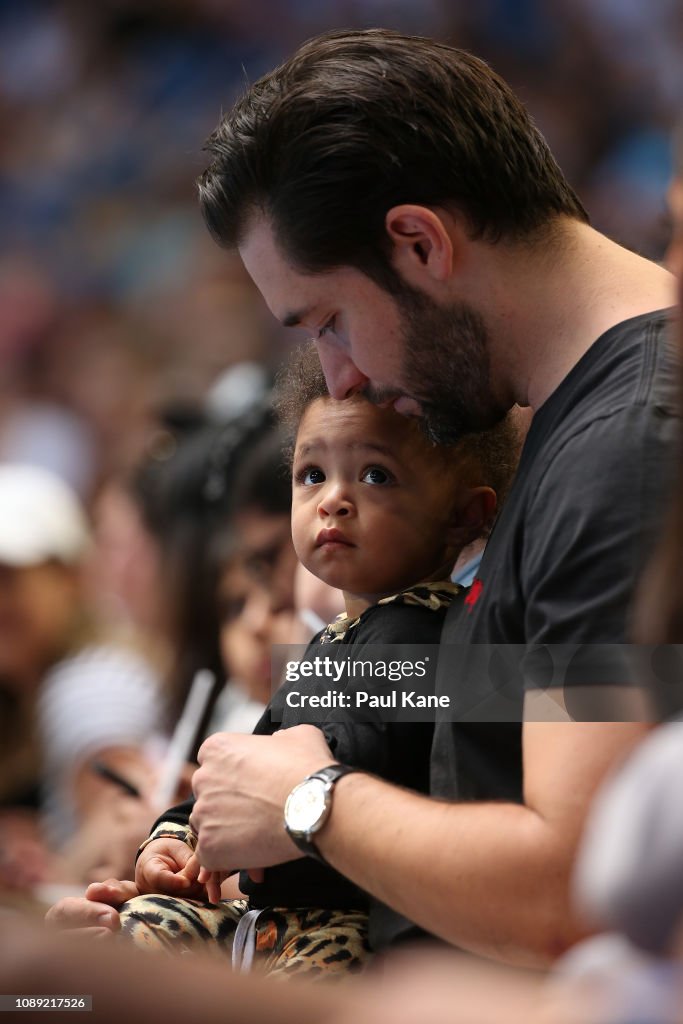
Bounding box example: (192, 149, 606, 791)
(153, 586, 454, 943)
(431, 308, 679, 805)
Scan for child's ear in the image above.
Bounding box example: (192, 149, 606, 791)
(446, 486, 497, 548)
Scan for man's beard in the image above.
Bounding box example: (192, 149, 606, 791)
(395, 286, 505, 445)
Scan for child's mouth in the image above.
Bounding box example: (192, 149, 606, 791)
(316, 528, 354, 548)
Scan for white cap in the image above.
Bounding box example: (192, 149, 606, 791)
(0, 464, 90, 568)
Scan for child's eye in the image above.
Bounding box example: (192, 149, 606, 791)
(361, 466, 392, 485)
(296, 466, 326, 485)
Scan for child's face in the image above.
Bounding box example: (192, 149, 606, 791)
(291, 397, 462, 602)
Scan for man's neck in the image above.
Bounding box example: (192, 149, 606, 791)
(483, 221, 676, 413)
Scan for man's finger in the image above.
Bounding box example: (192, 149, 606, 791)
(196, 732, 223, 765)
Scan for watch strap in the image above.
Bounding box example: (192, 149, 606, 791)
(286, 763, 359, 862)
(309, 763, 358, 786)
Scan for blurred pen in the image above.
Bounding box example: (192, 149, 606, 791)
(91, 760, 142, 799)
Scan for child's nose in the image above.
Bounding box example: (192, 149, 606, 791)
(318, 485, 354, 518)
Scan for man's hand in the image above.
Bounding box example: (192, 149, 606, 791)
(44, 877, 139, 938)
(191, 725, 335, 872)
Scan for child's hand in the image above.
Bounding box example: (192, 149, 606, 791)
(134, 838, 205, 898)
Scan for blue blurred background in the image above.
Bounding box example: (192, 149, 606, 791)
(0, 0, 680, 497)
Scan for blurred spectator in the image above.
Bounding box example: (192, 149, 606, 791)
(0, 0, 678, 507)
(0, 463, 163, 892)
(209, 427, 298, 733)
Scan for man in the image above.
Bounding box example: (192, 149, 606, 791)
(49, 29, 676, 967)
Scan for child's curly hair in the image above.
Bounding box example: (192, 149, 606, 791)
(274, 342, 522, 522)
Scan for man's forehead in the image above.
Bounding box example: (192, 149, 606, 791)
(238, 216, 315, 321)
(239, 216, 368, 327)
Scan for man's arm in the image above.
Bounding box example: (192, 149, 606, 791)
(192, 721, 646, 967)
(316, 721, 648, 965)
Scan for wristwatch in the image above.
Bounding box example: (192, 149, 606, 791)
(284, 764, 358, 861)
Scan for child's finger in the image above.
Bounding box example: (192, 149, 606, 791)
(143, 858, 198, 894)
(180, 853, 201, 883)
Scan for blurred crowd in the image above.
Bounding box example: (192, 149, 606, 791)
(1, 0, 682, 897)
(2, 1, 683, 1020)
(1, 0, 681, 498)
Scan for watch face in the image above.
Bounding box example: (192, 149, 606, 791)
(285, 778, 328, 835)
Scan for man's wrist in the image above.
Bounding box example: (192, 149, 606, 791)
(283, 764, 363, 862)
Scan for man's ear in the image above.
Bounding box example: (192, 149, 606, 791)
(447, 486, 497, 549)
(385, 205, 456, 288)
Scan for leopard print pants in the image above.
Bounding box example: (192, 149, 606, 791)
(118, 895, 371, 980)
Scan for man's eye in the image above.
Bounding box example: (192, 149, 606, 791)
(316, 317, 336, 340)
(362, 466, 391, 485)
(297, 466, 325, 485)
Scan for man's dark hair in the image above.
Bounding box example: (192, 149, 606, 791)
(198, 28, 588, 292)
(274, 343, 521, 512)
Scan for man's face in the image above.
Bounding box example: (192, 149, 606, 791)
(239, 217, 504, 443)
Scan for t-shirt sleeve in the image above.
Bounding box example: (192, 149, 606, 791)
(521, 406, 676, 691)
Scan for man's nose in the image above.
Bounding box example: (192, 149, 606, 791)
(317, 339, 369, 400)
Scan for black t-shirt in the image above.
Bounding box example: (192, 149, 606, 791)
(431, 308, 679, 803)
(242, 597, 443, 911)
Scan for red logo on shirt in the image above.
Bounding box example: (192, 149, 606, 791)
(464, 578, 484, 612)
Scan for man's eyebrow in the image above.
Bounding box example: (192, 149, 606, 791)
(281, 307, 314, 328)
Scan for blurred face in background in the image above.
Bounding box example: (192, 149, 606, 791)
(0, 561, 81, 687)
(217, 509, 297, 705)
(87, 482, 166, 637)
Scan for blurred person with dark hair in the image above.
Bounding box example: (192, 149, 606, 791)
(101, 403, 292, 738)
(39, 411, 299, 888)
(209, 426, 298, 734)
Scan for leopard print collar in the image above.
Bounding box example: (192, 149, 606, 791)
(318, 580, 461, 644)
